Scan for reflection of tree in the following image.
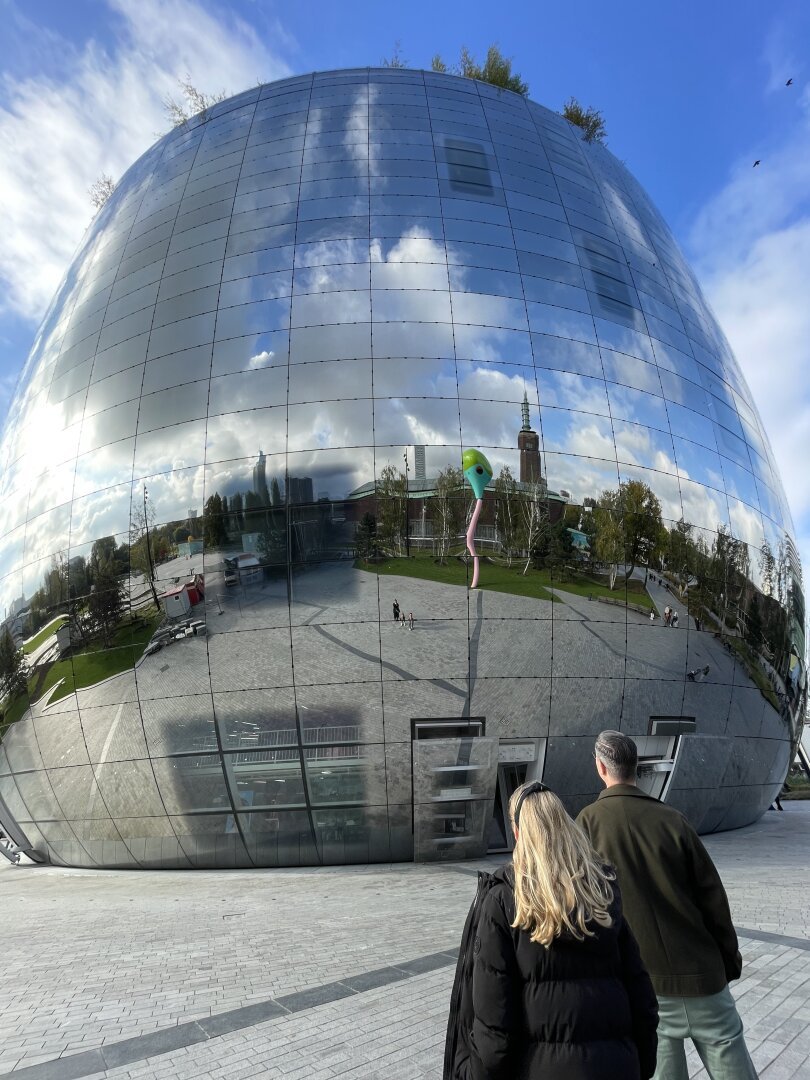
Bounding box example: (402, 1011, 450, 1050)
(655, 516, 802, 698)
(257, 511, 287, 566)
(667, 518, 693, 588)
(129, 497, 160, 608)
(354, 513, 377, 561)
(243, 491, 265, 533)
(91, 536, 128, 578)
(230, 492, 244, 533)
(541, 521, 575, 581)
(758, 538, 776, 597)
(203, 494, 228, 549)
(376, 465, 408, 557)
(519, 478, 549, 575)
(595, 480, 663, 585)
(592, 506, 624, 590)
(27, 554, 69, 633)
(772, 537, 803, 675)
(432, 466, 465, 563)
(746, 593, 764, 651)
(86, 559, 125, 648)
(494, 466, 519, 567)
(0, 626, 28, 701)
(710, 524, 749, 632)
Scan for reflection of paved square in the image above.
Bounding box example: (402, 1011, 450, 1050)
(1, 805, 808, 1078)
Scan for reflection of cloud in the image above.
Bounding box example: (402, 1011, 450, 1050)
(343, 86, 371, 174)
(728, 497, 765, 549)
(248, 350, 275, 370)
(688, 63, 810, 577)
(0, 0, 291, 322)
(372, 228, 444, 264)
(565, 419, 616, 461)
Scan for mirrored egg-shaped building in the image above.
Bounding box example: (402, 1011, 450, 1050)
(0, 68, 805, 869)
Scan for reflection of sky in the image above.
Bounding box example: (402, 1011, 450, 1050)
(0, 73, 799, 606)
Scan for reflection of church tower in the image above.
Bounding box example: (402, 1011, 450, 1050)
(518, 392, 543, 485)
(253, 449, 270, 505)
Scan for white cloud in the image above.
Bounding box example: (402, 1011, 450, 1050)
(0, 0, 292, 322)
(687, 74, 810, 580)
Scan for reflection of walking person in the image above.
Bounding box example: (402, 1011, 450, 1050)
(400, 611, 406, 628)
(687, 665, 711, 682)
(408, 611, 414, 631)
(393, 598, 400, 622)
(664, 606, 671, 626)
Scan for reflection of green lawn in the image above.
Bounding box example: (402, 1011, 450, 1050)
(723, 635, 780, 711)
(22, 615, 68, 655)
(358, 553, 556, 601)
(30, 613, 162, 705)
(0, 693, 30, 738)
(357, 554, 654, 610)
(546, 571, 654, 610)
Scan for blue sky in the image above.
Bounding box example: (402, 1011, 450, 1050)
(1, 0, 809, 577)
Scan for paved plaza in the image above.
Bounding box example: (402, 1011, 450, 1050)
(1, 801, 809, 1079)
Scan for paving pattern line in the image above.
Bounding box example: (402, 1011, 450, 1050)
(0, 949, 459, 1080)
(736, 926, 810, 953)
(4, 924, 808, 1080)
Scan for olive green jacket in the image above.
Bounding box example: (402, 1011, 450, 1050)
(577, 785, 742, 998)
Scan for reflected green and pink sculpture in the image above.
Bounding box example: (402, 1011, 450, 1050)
(462, 448, 493, 589)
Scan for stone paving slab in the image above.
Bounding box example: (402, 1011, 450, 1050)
(2, 803, 808, 1078)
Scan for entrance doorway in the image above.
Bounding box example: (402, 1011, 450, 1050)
(487, 763, 527, 853)
(486, 739, 547, 854)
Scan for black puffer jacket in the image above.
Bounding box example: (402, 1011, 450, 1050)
(466, 866, 657, 1080)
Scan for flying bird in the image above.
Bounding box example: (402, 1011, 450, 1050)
(786, 78, 793, 86)
(753, 159, 761, 167)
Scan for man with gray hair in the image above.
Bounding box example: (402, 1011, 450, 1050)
(577, 730, 757, 1080)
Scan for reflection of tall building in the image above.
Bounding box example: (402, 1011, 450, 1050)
(414, 445, 426, 481)
(6, 595, 26, 619)
(253, 450, 270, 505)
(286, 476, 314, 505)
(518, 392, 543, 486)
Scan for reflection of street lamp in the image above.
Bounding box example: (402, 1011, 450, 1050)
(403, 449, 410, 558)
(143, 486, 159, 608)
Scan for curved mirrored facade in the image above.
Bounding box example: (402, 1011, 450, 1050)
(0, 68, 805, 868)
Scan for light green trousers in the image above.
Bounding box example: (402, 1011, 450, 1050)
(653, 985, 758, 1080)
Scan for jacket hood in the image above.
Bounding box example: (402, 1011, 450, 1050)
(489, 861, 514, 886)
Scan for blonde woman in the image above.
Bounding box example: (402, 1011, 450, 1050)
(445, 781, 658, 1080)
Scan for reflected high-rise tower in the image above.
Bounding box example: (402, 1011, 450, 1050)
(253, 450, 270, 505)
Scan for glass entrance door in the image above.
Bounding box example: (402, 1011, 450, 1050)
(487, 763, 528, 853)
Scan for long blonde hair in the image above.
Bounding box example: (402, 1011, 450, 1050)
(509, 782, 615, 946)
